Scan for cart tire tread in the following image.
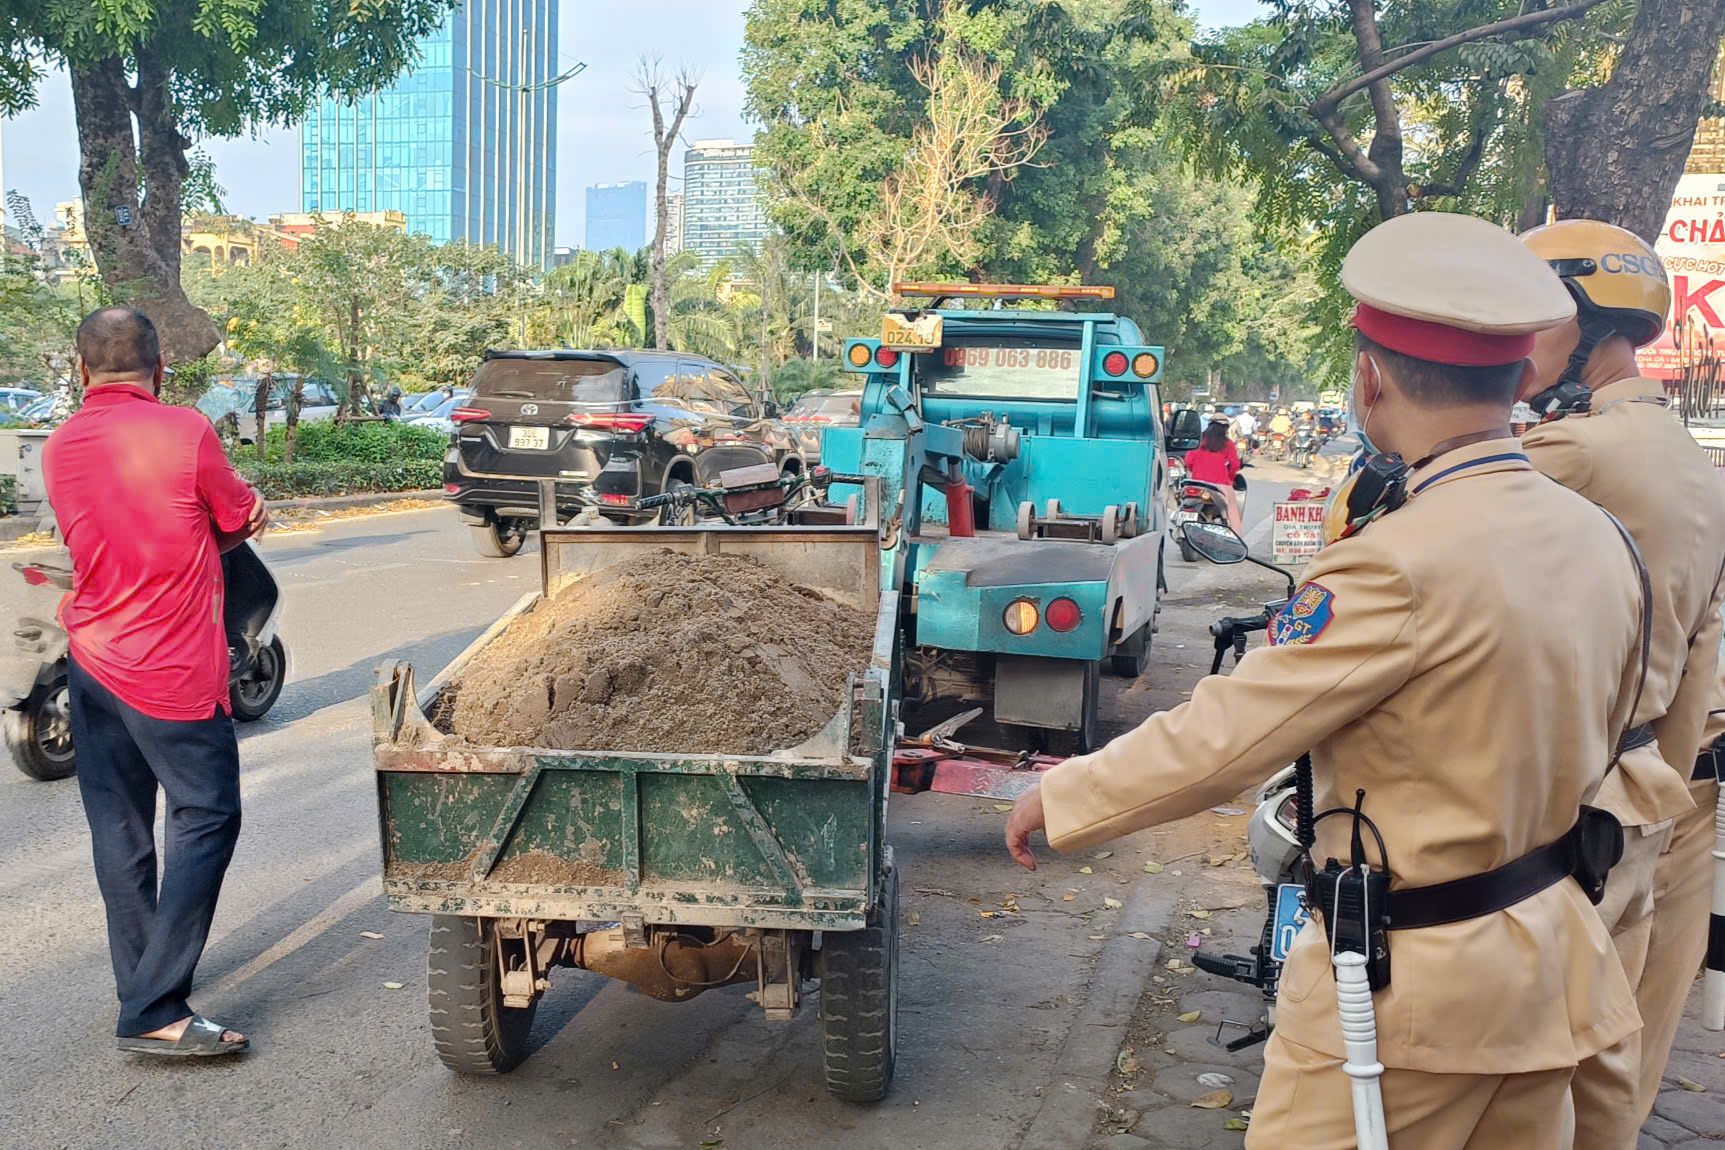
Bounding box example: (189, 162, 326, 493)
(5, 676, 75, 782)
(427, 916, 536, 1075)
(818, 864, 898, 1103)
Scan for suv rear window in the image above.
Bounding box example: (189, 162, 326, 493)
(921, 341, 1082, 401)
(474, 358, 632, 403)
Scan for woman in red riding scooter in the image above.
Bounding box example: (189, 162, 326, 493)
(1183, 415, 1244, 533)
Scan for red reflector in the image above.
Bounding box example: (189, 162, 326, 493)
(598, 493, 632, 505)
(1046, 597, 1082, 633)
(1102, 351, 1128, 377)
(569, 411, 654, 433)
(874, 346, 900, 368)
(20, 567, 48, 587)
(1182, 485, 1205, 499)
(450, 406, 491, 423)
(443, 483, 460, 495)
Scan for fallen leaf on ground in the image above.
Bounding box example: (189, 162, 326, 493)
(611, 1061, 620, 1071)
(1229, 851, 1248, 863)
(1197, 1073, 1234, 1089)
(1191, 1089, 1233, 1109)
(1104, 897, 1124, 910)
(1079, 866, 1094, 875)
(1176, 1010, 1202, 1023)
(1090, 934, 1107, 941)
(1224, 1118, 1250, 1132)
(1189, 909, 1212, 920)
(1062, 893, 1077, 902)
(1093, 851, 1114, 859)
(359, 931, 384, 940)
(1143, 861, 1163, 874)
(1116, 1050, 1141, 1075)
(993, 803, 1014, 812)
(1166, 958, 1189, 973)
(908, 911, 921, 927)
(1677, 1076, 1706, 1092)
(979, 910, 996, 918)
(382, 981, 404, 990)
(1128, 931, 1152, 940)
(982, 934, 1005, 944)
(1207, 856, 1227, 867)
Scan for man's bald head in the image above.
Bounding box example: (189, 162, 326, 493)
(77, 307, 162, 381)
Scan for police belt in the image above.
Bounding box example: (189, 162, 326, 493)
(1695, 738, 1723, 783)
(1307, 807, 1624, 932)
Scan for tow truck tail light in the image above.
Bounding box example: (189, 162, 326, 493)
(847, 343, 873, 368)
(568, 411, 654, 433)
(1045, 597, 1082, 633)
(1102, 351, 1128, 376)
(451, 406, 492, 423)
(1003, 599, 1039, 635)
(874, 347, 900, 369)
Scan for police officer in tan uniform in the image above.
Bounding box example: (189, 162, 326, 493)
(1006, 212, 1645, 1149)
(1518, 220, 1725, 1147)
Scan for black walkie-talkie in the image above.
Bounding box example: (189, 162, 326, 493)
(1311, 790, 1393, 991)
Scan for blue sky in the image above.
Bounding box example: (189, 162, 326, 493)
(0, 0, 1266, 249)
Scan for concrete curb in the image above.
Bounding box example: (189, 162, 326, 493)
(1018, 873, 1181, 1150)
(0, 517, 43, 543)
(265, 488, 446, 513)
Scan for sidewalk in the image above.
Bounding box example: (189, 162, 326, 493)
(1090, 889, 1725, 1148)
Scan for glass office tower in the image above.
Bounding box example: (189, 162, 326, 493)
(682, 140, 769, 267)
(585, 181, 647, 253)
(299, 0, 558, 268)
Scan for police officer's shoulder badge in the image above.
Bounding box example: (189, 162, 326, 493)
(1270, 582, 1336, 646)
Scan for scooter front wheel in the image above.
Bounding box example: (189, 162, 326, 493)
(5, 673, 76, 781)
(230, 636, 287, 722)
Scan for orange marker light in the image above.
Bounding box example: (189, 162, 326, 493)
(1132, 352, 1160, 378)
(847, 343, 873, 368)
(1003, 599, 1040, 635)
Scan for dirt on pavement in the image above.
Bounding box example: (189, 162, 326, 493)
(440, 549, 874, 755)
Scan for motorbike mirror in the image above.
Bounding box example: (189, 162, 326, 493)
(1181, 520, 1249, 565)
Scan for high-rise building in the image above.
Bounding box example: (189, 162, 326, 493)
(585, 181, 646, 253)
(298, 0, 558, 268)
(682, 140, 768, 266)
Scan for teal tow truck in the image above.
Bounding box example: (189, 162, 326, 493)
(820, 282, 1168, 752)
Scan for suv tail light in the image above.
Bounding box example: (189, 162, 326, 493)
(568, 411, 653, 433)
(451, 406, 492, 423)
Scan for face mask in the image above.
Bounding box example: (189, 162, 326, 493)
(1349, 356, 1383, 457)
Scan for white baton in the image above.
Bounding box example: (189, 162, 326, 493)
(1703, 780, 1725, 1031)
(1332, 868, 1389, 1150)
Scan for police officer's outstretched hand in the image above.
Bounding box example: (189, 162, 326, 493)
(1005, 785, 1046, 870)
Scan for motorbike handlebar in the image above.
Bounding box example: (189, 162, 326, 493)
(1209, 613, 1270, 640)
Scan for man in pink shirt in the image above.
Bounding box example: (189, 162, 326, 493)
(44, 307, 266, 1057)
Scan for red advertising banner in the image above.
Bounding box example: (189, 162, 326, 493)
(1637, 173, 1725, 380)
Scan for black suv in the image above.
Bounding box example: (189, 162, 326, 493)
(445, 349, 803, 555)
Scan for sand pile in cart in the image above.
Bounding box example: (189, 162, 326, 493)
(438, 549, 875, 755)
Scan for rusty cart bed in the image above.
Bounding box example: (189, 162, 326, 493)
(371, 510, 902, 1101)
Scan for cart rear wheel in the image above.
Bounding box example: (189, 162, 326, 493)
(818, 862, 899, 1103)
(1110, 625, 1149, 679)
(427, 916, 538, 1074)
(5, 672, 75, 781)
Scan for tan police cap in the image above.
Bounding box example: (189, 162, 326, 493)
(1343, 212, 1576, 366)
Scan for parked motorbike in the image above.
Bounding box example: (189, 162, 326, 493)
(2, 541, 288, 781)
(1177, 520, 1312, 1051)
(1290, 426, 1320, 469)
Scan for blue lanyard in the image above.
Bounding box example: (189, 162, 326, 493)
(1409, 451, 1527, 496)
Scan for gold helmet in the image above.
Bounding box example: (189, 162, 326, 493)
(1521, 219, 1670, 348)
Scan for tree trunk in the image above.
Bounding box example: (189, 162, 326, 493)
(67, 53, 219, 364)
(284, 378, 303, 466)
(1544, 0, 1725, 241)
(651, 148, 672, 351)
(254, 372, 272, 461)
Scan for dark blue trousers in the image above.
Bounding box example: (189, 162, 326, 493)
(68, 658, 242, 1037)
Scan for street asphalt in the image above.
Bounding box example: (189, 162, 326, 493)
(0, 479, 1297, 1150)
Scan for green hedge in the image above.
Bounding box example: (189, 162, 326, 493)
(236, 458, 443, 499)
(0, 475, 14, 517)
(245, 420, 448, 465)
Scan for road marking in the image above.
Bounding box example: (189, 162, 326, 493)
(201, 870, 383, 1001)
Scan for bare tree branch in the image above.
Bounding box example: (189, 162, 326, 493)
(633, 57, 699, 350)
